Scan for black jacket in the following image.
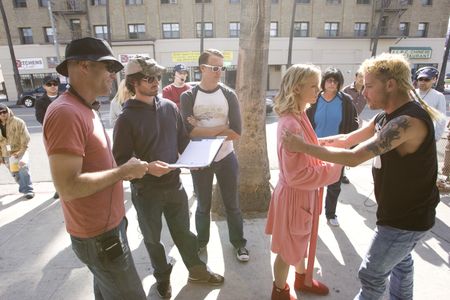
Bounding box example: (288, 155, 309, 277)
(306, 91, 359, 135)
(35, 93, 58, 125)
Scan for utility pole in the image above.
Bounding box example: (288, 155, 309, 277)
(0, 0, 23, 103)
(287, 0, 297, 68)
(48, 1, 61, 63)
(200, 0, 205, 53)
(371, 0, 387, 57)
(105, 0, 112, 45)
(436, 27, 450, 93)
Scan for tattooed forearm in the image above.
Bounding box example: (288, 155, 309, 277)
(365, 116, 410, 156)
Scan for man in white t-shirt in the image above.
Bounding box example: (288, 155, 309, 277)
(415, 66, 446, 141)
(180, 49, 249, 262)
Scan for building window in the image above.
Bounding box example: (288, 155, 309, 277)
(91, 0, 106, 5)
(420, 0, 432, 5)
(380, 16, 388, 35)
(38, 0, 50, 7)
(196, 22, 213, 38)
(229, 22, 240, 37)
(294, 22, 309, 37)
(13, 0, 27, 8)
(229, 0, 240, 3)
(162, 23, 180, 39)
(43, 27, 54, 43)
(326, 0, 341, 4)
(324, 22, 339, 37)
(354, 22, 368, 37)
(270, 22, 278, 37)
(126, 0, 143, 5)
(400, 0, 413, 4)
(195, 0, 211, 3)
(296, 0, 310, 3)
(399, 22, 409, 36)
(128, 23, 146, 39)
(70, 19, 82, 39)
(417, 22, 428, 37)
(94, 25, 108, 39)
(356, 0, 370, 4)
(161, 0, 177, 3)
(19, 27, 33, 44)
(272, 0, 278, 3)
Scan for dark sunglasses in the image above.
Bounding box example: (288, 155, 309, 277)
(102, 61, 118, 73)
(0, 110, 7, 115)
(45, 82, 58, 87)
(202, 64, 227, 72)
(417, 78, 431, 82)
(142, 75, 162, 84)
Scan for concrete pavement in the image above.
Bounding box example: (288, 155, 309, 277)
(1, 104, 449, 299)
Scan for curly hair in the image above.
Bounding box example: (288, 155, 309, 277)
(274, 64, 321, 116)
(358, 53, 441, 121)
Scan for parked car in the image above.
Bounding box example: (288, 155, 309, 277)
(17, 83, 67, 108)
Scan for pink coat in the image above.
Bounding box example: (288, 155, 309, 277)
(265, 111, 342, 286)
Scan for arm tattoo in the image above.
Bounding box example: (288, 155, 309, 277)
(366, 116, 411, 156)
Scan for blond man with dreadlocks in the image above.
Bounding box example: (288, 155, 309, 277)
(282, 53, 441, 300)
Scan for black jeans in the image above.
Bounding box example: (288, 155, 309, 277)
(325, 168, 344, 219)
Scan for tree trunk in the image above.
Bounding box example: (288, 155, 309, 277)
(212, 0, 272, 216)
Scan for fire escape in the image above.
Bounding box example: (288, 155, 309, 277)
(50, 0, 91, 43)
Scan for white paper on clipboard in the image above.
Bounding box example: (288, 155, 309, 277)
(168, 136, 226, 169)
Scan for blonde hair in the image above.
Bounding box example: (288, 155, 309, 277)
(112, 79, 132, 105)
(274, 64, 321, 116)
(358, 53, 441, 121)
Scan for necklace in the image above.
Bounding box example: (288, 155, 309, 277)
(419, 89, 431, 100)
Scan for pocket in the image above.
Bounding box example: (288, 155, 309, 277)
(289, 207, 313, 236)
(70, 236, 89, 265)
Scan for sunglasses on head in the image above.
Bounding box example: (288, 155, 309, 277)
(202, 64, 226, 72)
(45, 82, 58, 87)
(142, 75, 162, 84)
(0, 110, 7, 115)
(417, 77, 431, 82)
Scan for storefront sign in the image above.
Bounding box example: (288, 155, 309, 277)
(389, 47, 432, 59)
(16, 58, 44, 70)
(47, 57, 59, 68)
(119, 53, 150, 64)
(172, 51, 233, 63)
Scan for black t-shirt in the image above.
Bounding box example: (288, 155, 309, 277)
(372, 101, 440, 231)
(0, 123, 6, 138)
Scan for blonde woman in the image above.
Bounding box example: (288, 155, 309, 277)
(109, 79, 132, 127)
(283, 53, 441, 299)
(265, 64, 342, 300)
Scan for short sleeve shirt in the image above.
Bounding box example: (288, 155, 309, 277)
(43, 92, 125, 238)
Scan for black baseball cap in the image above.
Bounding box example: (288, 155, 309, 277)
(56, 37, 123, 77)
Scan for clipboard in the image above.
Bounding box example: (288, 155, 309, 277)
(168, 136, 226, 169)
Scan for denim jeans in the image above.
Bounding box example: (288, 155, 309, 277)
(4, 155, 34, 194)
(131, 182, 205, 282)
(70, 218, 146, 300)
(191, 152, 246, 249)
(354, 225, 428, 300)
(325, 168, 343, 219)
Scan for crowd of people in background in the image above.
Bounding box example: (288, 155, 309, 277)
(0, 36, 446, 300)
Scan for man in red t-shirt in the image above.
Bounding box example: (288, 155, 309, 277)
(43, 37, 149, 299)
(162, 63, 191, 108)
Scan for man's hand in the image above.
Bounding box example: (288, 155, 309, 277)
(120, 157, 149, 181)
(282, 129, 306, 153)
(147, 160, 172, 177)
(187, 116, 199, 127)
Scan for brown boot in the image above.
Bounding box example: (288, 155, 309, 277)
(271, 282, 297, 300)
(294, 272, 329, 295)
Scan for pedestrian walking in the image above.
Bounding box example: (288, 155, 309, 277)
(0, 103, 34, 199)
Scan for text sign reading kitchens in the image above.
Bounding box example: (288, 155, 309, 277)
(389, 47, 432, 59)
(16, 58, 44, 70)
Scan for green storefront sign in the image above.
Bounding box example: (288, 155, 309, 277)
(389, 47, 432, 59)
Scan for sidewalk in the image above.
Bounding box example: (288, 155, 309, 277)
(1, 163, 449, 299)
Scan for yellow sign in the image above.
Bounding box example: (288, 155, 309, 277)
(172, 51, 233, 63)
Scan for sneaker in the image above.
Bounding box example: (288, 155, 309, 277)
(341, 175, 350, 184)
(156, 280, 172, 299)
(236, 247, 250, 262)
(188, 265, 224, 286)
(53, 192, 59, 199)
(327, 217, 339, 227)
(24, 192, 34, 200)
